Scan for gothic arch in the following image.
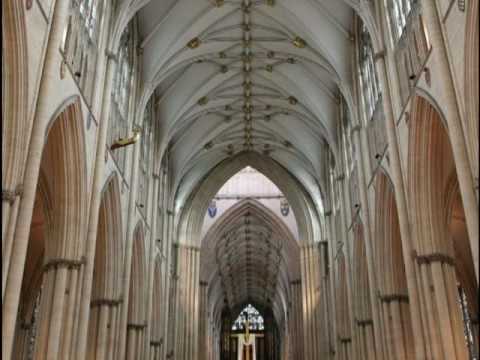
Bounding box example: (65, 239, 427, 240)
(374, 172, 408, 296)
(374, 171, 414, 359)
(408, 95, 476, 359)
(91, 174, 124, 301)
(11, 98, 88, 359)
(86, 174, 124, 359)
(177, 152, 320, 249)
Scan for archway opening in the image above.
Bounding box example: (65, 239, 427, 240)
(11, 100, 87, 359)
(197, 165, 303, 360)
(409, 95, 478, 358)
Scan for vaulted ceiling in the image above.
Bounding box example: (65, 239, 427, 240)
(131, 0, 359, 210)
(200, 200, 300, 326)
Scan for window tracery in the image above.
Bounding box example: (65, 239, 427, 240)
(387, 0, 415, 42)
(386, 0, 430, 105)
(108, 21, 136, 175)
(356, 23, 387, 175)
(358, 23, 381, 122)
(232, 304, 265, 331)
(61, 0, 104, 101)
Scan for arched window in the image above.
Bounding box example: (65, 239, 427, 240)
(61, 0, 104, 100)
(358, 22, 380, 122)
(108, 21, 136, 175)
(386, 0, 415, 42)
(232, 304, 265, 331)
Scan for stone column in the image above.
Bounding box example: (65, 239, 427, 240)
(373, 46, 428, 360)
(144, 174, 161, 360)
(1, 1, 71, 358)
(116, 138, 142, 360)
(337, 173, 360, 358)
(199, 281, 209, 360)
(324, 210, 338, 357)
(421, 0, 479, 283)
(351, 123, 386, 360)
(74, 51, 118, 360)
(31, 260, 82, 360)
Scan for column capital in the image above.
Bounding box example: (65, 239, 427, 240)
(355, 319, 374, 327)
(378, 293, 409, 303)
(127, 323, 147, 331)
(90, 298, 123, 307)
(414, 251, 455, 266)
(2, 185, 23, 204)
(373, 50, 386, 63)
(43, 256, 86, 271)
(105, 50, 118, 61)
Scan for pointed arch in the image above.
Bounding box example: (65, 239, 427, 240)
(374, 171, 408, 296)
(91, 173, 124, 301)
(177, 152, 320, 249)
(408, 94, 477, 359)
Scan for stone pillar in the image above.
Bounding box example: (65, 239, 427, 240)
(144, 174, 161, 360)
(161, 205, 175, 360)
(324, 211, 338, 357)
(1, 1, 71, 358)
(116, 139, 142, 360)
(175, 245, 200, 360)
(377, 294, 413, 360)
(414, 254, 469, 359)
(300, 244, 330, 360)
(373, 47, 428, 360)
(351, 123, 386, 360)
(199, 281, 209, 360)
(30, 260, 83, 360)
(337, 173, 360, 358)
(74, 52, 118, 360)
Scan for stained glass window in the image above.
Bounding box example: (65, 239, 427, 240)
(232, 304, 265, 331)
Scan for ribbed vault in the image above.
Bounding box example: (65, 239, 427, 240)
(119, 0, 367, 214)
(200, 199, 300, 329)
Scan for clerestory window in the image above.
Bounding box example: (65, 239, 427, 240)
(386, 0, 415, 43)
(358, 22, 381, 122)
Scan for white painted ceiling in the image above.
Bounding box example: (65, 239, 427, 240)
(131, 0, 358, 211)
(124, 0, 363, 318)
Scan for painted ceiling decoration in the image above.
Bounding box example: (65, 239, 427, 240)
(132, 0, 359, 213)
